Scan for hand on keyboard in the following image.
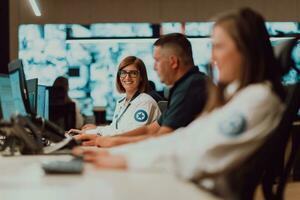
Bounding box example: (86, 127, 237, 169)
(66, 129, 83, 136)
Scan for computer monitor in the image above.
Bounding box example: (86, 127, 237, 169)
(8, 59, 30, 116)
(37, 85, 47, 118)
(0, 74, 16, 120)
(27, 78, 38, 114)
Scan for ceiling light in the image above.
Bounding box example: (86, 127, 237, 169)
(29, 0, 41, 17)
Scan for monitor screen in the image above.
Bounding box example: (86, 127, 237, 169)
(0, 74, 17, 120)
(27, 78, 38, 114)
(8, 70, 27, 116)
(8, 59, 32, 116)
(37, 85, 46, 118)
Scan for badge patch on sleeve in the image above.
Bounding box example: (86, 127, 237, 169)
(219, 113, 246, 137)
(134, 110, 148, 122)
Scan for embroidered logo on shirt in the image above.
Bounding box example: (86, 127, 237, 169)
(134, 110, 148, 122)
(219, 112, 246, 137)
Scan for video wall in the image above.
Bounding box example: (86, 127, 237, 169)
(18, 22, 300, 120)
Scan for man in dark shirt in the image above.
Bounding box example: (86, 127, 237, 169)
(75, 33, 207, 147)
(158, 66, 206, 129)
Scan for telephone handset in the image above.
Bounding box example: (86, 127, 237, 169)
(0, 115, 80, 155)
(32, 116, 66, 142)
(1, 115, 44, 154)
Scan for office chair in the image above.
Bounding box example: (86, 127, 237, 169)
(147, 90, 166, 102)
(148, 81, 166, 102)
(49, 86, 76, 131)
(259, 36, 300, 200)
(272, 83, 300, 200)
(157, 100, 168, 113)
(196, 37, 300, 200)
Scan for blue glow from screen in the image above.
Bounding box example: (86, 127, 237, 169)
(9, 71, 27, 116)
(0, 76, 16, 120)
(37, 85, 46, 118)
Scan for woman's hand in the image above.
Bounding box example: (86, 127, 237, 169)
(74, 134, 98, 146)
(95, 136, 118, 148)
(74, 134, 117, 147)
(72, 147, 108, 160)
(66, 129, 83, 136)
(72, 147, 127, 169)
(81, 124, 97, 131)
(93, 154, 127, 169)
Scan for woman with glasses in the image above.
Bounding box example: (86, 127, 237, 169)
(69, 56, 160, 141)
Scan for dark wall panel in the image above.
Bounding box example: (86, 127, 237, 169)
(0, 0, 9, 74)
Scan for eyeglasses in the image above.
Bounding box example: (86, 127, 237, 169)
(118, 70, 139, 78)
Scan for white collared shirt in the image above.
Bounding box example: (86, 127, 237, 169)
(86, 93, 161, 136)
(224, 80, 240, 100)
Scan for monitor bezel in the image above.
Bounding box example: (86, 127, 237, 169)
(0, 74, 10, 120)
(27, 78, 38, 115)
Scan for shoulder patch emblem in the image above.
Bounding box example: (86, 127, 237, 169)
(219, 112, 246, 137)
(134, 110, 148, 122)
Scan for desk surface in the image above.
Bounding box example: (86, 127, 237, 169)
(0, 155, 219, 200)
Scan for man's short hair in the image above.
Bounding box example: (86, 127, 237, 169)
(154, 33, 194, 66)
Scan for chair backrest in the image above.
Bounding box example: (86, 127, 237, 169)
(49, 86, 67, 105)
(49, 102, 76, 131)
(273, 37, 300, 75)
(147, 90, 166, 103)
(273, 84, 300, 199)
(157, 100, 168, 113)
(49, 86, 76, 131)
